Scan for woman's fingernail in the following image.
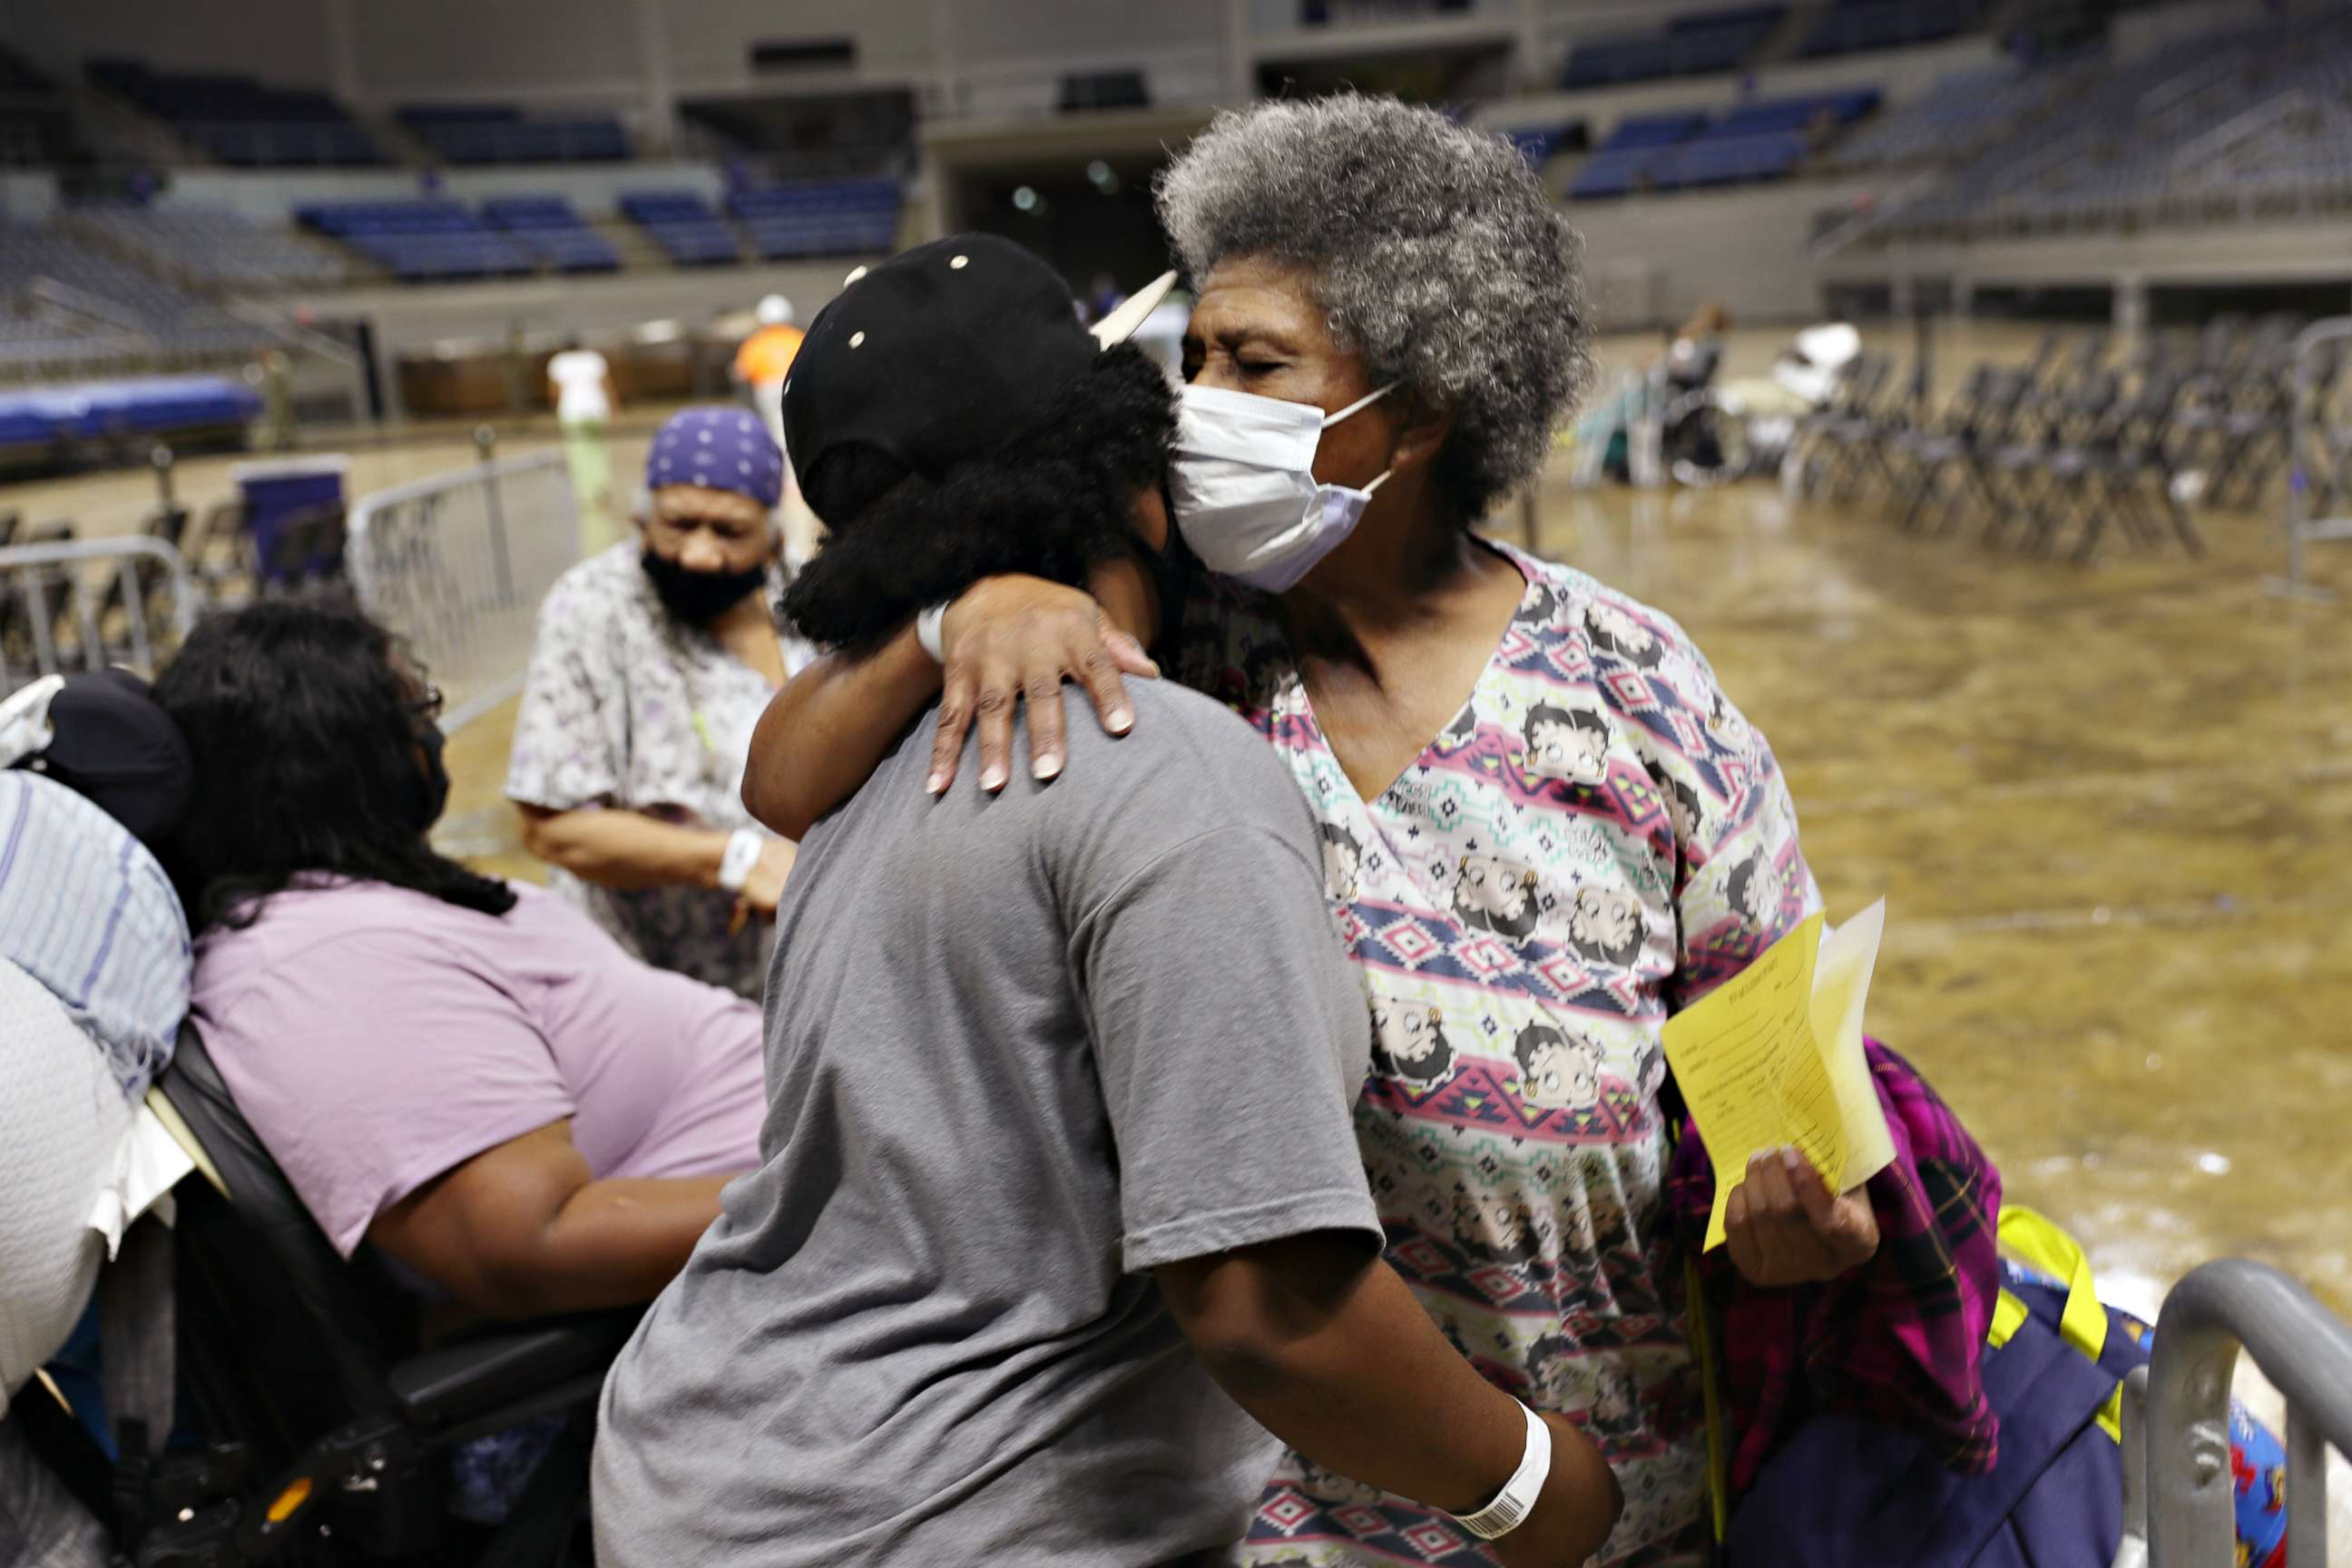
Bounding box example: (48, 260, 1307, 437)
(1780, 1147, 1804, 1174)
(1034, 753, 1061, 780)
(925, 772, 946, 794)
(1109, 709, 1133, 734)
(980, 766, 1006, 791)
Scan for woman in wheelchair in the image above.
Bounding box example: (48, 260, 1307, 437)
(153, 597, 765, 1320)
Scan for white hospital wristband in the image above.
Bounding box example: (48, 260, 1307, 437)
(1454, 1400, 1552, 1542)
(915, 602, 949, 663)
(715, 828, 765, 894)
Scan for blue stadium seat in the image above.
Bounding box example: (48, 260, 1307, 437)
(296, 201, 535, 281)
(1559, 5, 1786, 88)
(621, 191, 744, 266)
(1578, 88, 1870, 198)
(1653, 130, 1806, 188)
(479, 196, 621, 273)
(1712, 89, 1879, 138)
(1798, 0, 1983, 60)
(401, 106, 632, 165)
(1570, 148, 1665, 200)
(1601, 111, 1710, 152)
(1507, 123, 1582, 167)
(88, 58, 382, 166)
(720, 180, 902, 260)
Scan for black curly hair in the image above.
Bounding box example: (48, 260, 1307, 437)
(152, 594, 515, 931)
(779, 343, 1174, 652)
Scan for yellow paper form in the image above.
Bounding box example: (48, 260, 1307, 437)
(1661, 900, 1895, 1250)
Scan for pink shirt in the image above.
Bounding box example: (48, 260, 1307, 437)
(190, 880, 766, 1258)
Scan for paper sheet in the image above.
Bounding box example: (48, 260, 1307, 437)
(84, 1103, 196, 1259)
(1661, 900, 1894, 1250)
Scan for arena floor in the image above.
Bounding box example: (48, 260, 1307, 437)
(15, 323, 2352, 1338)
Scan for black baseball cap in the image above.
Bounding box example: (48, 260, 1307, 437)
(783, 233, 1174, 529)
(8, 669, 191, 844)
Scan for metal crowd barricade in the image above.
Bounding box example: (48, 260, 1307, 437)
(346, 451, 579, 734)
(2273, 316, 2352, 601)
(2114, 1260, 2352, 1566)
(0, 535, 198, 689)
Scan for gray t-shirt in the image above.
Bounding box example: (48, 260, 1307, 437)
(593, 681, 1381, 1568)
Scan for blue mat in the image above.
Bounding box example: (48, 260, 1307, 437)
(0, 375, 261, 446)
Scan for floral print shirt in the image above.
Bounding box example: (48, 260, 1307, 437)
(505, 544, 814, 1000)
(1173, 542, 1819, 1568)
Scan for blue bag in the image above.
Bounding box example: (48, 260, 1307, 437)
(1721, 1207, 2287, 1567)
(1724, 1276, 2135, 1567)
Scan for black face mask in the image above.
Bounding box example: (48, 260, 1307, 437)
(409, 722, 451, 833)
(642, 547, 769, 628)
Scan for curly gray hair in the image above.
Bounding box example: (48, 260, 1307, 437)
(1156, 94, 1592, 520)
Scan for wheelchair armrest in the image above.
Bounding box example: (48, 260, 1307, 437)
(385, 1309, 639, 1427)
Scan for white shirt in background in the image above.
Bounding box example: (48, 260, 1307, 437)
(549, 349, 612, 423)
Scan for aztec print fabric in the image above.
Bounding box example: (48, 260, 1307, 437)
(1172, 542, 1819, 1568)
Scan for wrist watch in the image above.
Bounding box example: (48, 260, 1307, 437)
(716, 828, 766, 894)
(915, 602, 950, 663)
(1454, 1400, 1553, 1541)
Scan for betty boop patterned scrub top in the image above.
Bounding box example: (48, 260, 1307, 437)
(1173, 542, 1820, 1568)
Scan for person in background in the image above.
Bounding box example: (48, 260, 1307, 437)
(1085, 270, 1124, 323)
(259, 348, 295, 450)
(732, 295, 822, 571)
(594, 232, 1622, 1568)
(732, 293, 802, 437)
(0, 671, 191, 1103)
(1667, 300, 1731, 392)
(507, 407, 813, 999)
(1661, 301, 1733, 473)
(155, 599, 765, 1318)
(0, 671, 192, 1568)
(546, 336, 618, 556)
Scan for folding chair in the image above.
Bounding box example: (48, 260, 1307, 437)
(1889, 367, 2032, 535)
(1987, 368, 2122, 548)
(1798, 354, 1902, 502)
(2023, 367, 2200, 561)
(0, 518, 81, 674)
(2208, 336, 2305, 509)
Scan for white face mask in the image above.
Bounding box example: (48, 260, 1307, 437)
(1168, 381, 1397, 593)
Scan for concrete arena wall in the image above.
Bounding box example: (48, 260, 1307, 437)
(1825, 222, 2352, 321)
(1568, 177, 1878, 328)
(280, 258, 873, 421)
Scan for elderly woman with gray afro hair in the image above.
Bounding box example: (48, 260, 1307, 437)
(747, 93, 1887, 1568)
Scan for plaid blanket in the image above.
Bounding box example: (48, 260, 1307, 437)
(1665, 1038, 2004, 1494)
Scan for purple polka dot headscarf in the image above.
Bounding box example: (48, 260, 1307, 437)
(643, 406, 785, 508)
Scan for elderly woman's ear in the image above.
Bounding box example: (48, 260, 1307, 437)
(1387, 391, 1458, 475)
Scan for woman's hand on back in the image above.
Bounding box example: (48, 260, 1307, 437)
(932, 576, 1158, 796)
